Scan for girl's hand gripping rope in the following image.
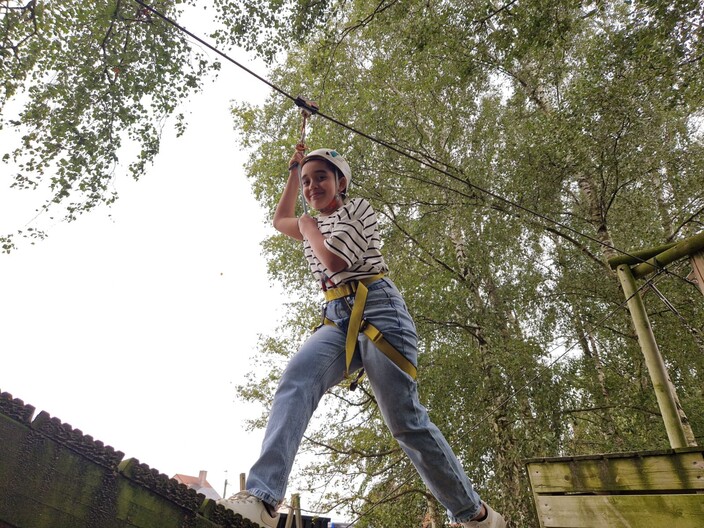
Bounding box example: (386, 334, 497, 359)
(288, 143, 306, 172)
(273, 144, 308, 241)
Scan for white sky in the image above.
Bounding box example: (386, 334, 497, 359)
(0, 10, 296, 507)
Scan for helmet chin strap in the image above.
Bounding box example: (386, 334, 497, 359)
(319, 195, 343, 215)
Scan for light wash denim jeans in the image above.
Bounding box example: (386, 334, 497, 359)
(246, 278, 482, 523)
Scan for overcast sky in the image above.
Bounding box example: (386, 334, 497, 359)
(0, 11, 298, 508)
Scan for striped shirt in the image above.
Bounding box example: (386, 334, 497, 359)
(303, 198, 388, 287)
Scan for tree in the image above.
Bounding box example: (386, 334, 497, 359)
(0, 0, 216, 251)
(228, 0, 704, 525)
(3, 0, 703, 525)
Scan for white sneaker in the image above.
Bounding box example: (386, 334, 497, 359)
(217, 491, 280, 528)
(462, 502, 506, 528)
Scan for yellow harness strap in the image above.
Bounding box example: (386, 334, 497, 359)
(344, 279, 368, 377)
(359, 320, 417, 379)
(322, 274, 417, 384)
(322, 273, 385, 302)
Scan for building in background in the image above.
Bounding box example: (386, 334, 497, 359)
(173, 470, 221, 501)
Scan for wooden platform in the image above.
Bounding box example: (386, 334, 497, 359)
(526, 448, 704, 527)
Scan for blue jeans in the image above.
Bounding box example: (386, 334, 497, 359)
(246, 278, 482, 523)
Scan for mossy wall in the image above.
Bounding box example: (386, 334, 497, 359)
(0, 390, 325, 528)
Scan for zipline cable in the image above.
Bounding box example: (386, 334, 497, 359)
(133, 0, 697, 289)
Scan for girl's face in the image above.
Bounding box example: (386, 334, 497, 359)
(300, 159, 346, 215)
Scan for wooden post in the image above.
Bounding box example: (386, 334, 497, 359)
(616, 264, 690, 448)
(284, 494, 301, 528)
(284, 504, 294, 528)
(239, 473, 246, 491)
(607, 241, 678, 268)
(292, 493, 303, 528)
(631, 231, 704, 279)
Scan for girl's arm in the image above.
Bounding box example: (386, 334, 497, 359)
(273, 151, 305, 240)
(298, 215, 347, 273)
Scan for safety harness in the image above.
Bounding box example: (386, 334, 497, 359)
(321, 274, 417, 390)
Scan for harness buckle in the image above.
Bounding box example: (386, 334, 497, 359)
(349, 369, 365, 391)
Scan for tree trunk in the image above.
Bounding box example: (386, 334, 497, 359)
(577, 173, 619, 262)
(573, 310, 624, 448)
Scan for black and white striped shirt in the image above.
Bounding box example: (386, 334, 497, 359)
(303, 198, 388, 287)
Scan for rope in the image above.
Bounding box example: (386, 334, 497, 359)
(294, 97, 318, 215)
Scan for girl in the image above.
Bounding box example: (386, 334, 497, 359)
(218, 147, 506, 528)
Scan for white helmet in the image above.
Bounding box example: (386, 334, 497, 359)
(301, 148, 352, 186)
